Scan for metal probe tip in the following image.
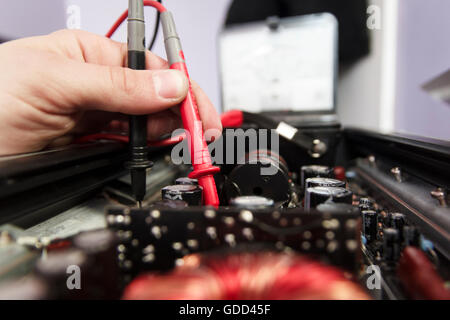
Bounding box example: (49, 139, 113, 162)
(137, 201, 142, 209)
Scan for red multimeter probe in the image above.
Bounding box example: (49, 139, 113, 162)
(160, 11, 221, 207)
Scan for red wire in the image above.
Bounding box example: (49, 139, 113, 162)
(75, 110, 244, 147)
(106, 0, 167, 38)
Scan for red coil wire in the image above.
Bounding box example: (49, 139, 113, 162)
(122, 252, 370, 300)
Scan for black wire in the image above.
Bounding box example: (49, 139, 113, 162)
(148, 0, 162, 50)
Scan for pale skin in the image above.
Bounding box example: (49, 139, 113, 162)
(0, 29, 222, 156)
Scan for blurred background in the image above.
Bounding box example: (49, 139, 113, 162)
(0, 0, 448, 140)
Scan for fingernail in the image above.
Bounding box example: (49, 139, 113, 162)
(153, 70, 187, 100)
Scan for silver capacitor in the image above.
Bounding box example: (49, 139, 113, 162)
(305, 186, 353, 210)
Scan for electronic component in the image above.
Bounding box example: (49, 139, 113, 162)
(305, 177, 345, 189)
(382, 228, 401, 263)
(106, 206, 361, 275)
(358, 197, 375, 212)
(230, 196, 275, 209)
(161, 185, 203, 206)
(300, 165, 333, 189)
(403, 226, 420, 247)
(225, 150, 291, 204)
(304, 187, 353, 210)
(175, 177, 198, 186)
(389, 213, 406, 236)
(362, 210, 378, 244)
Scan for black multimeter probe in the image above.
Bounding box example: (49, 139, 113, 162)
(125, 0, 153, 208)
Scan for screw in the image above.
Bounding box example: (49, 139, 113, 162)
(368, 155, 376, 167)
(391, 167, 402, 183)
(430, 188, 447, 207)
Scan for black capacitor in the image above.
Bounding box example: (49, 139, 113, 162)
(304, 186, 353, 210)
(358, 197, 375, 211)
(403, 226, 420, 247)
(175, 177, 198, 186)
(230, 196, 275, 209)
(383, 228, 401, 262)
(162, 184, 203, 206)
(390, 213, 406, 232)
(362, 210, 378, 243)
(73, 229, 121, 299)
(34, 249, 89, 299)
(305, 177, 345, 189)
(300, 165, 333, 189)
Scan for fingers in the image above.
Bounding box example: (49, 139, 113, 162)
(49, 30, 169, 69)
(48, 30, 221, 138)
(62, 60, 189, 115)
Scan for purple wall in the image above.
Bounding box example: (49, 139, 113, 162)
(0, 1, 66, 39)
(395, 0, 450, 140)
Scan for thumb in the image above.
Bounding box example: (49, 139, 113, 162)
(64, 61, 189, 114)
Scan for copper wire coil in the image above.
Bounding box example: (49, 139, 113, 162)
(123, 252, 370, 300)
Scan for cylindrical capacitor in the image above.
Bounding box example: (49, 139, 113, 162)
(230, 196, 274, 209)
(390, 213, 406, 235)
(162, 184, 203, 206)
(226, 150, 291, 204)
(403, 226, 420, 247)
(300, 165, 333, 189)
(73, 229, 121, 299)
(175, 177, 198, 186)
(383, 228, 401, 262)
(362, 210, 378, 243)
(305, 177, 345, 189)
(34, 249, 89, 299)
(304, 187, 353, 210)
(358, 198, 375, 212)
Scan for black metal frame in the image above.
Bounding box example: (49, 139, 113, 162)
(0, 142, 128, 227)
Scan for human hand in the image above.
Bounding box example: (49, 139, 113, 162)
(0, 29, 222, 155)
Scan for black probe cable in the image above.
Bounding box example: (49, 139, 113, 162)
(148, 0, 162, 50)
(126, 0, 153, 207)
